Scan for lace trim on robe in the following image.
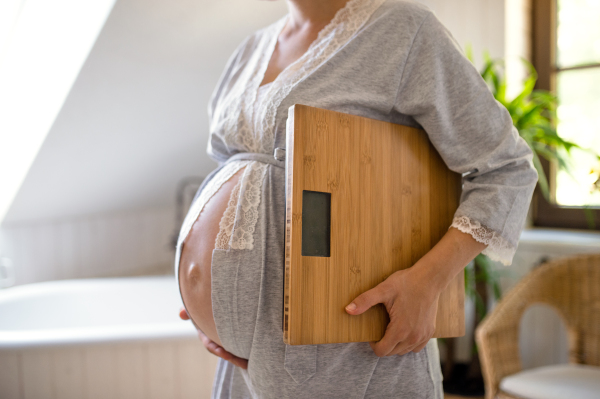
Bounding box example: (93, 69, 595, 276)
(450, 215, 516, 266)
(251, 0, 388, 154)
(176, 160, 251, 249)
(215, 161, 269, 250)
(214, 166, 244, 250)
(209, 0, 387, 251)
(230, 161, 269, 249)
(214, 82, 272, 250)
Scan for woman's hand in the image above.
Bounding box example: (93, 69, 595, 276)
(179, 308, 249, 369)
(345, 227, 487, 357)
(345, 263, 441, 356)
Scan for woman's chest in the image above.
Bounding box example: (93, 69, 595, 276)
(210, 10, 409, 158)
(260, 29, 318, 86)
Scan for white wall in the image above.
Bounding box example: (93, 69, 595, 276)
(422, 0, 506, 69)
(505, 0, 533, 98)
(0, 207, 175, 286)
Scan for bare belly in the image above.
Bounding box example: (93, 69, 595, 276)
(178, 165, 247, 348)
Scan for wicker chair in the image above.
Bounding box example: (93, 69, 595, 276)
(475, 253, 600, 399)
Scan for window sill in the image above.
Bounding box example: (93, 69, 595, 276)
(518, 227, 600, 253)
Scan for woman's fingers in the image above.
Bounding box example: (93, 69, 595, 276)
(385, 323, 434, 356)
(388, 336, 425, 356)
(178, 307, 249, 368)
(206, 341, 249, 369)
(353, 267, 439, 358)
(369, 319, 406, 357)
(375, 334, 429, 357)
(348, 281, 401, 357)
(411, 340, 429, 354)
(345, 283, 389, 316)
(179, 307, 190, 320)
(225, 354, 249, 369)
(197, 328, 249, 369)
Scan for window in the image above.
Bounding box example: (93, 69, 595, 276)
(531, 0, 600, 229)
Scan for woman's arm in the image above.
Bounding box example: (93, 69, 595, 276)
(346, 7, 537, 356)
(345, 228, 486, 356)
(390, 11, 538, 266)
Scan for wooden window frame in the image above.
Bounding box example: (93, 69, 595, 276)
(530, 0, 600, 229)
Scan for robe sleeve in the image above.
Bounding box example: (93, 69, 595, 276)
(392, 11, 538, 265)
(207, 34, 255, 126)
(206, 34, 255, 165)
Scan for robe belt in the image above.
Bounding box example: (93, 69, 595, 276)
(225, 148, 286, 169)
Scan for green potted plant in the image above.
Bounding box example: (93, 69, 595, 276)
(473, 51, 597, 202)
(441, 47, 600, 395)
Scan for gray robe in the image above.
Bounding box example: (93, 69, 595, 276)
(176, 0, 538, 397)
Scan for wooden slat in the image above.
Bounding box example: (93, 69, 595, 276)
(52, 347, 85, 399)
(0, 351, 22, 399)
(284, 104, 464, 345)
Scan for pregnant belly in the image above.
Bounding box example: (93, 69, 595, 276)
(178, 165, 247, 348)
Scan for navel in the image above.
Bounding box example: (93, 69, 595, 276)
(184, 261, 203, 286)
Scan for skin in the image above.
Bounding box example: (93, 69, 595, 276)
(181, 0, 488, 368)
(259, 0, 355, 86)
(345, 227, 486, 356)
(178, 165, 247, 349)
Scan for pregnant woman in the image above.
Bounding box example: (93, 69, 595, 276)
(176, 0, 538, 397)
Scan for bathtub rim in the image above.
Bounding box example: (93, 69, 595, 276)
(0, 323, 199, 350)
(0, 275, 199, 350)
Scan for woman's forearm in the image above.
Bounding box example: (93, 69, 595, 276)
(411, 227, 488, 295)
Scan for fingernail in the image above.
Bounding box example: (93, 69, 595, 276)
(346, 303, 356, 311)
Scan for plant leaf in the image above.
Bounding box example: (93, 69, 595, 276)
(531, 150, 549, 201)
(465, 43, 474, 64)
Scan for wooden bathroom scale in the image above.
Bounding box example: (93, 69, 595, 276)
(283, 104, 465, 345)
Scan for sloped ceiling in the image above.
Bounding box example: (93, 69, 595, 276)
(4, 0, 287, 223)
(0, 0, 117, 223)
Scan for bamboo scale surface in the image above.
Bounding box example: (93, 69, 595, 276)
(283, 104, 465, 345)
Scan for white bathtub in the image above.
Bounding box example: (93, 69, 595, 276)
(0, 275, 218, 399)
